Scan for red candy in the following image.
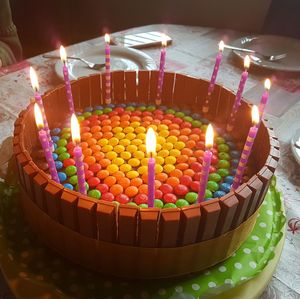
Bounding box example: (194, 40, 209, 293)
(191, 162, 202, 172)
(173, 117, 183, 124)
(85, 170, 94, 180)
(87, 177, 100, 188)
(80, 120, 90, 126)
(89, 163, 102, 173)
(194, 172, 201, 181)
(190, 181, 200, 192)
(174, 184, 189, 196)
(102, 192, 114, 202)
(96, 184, 109, 193)
(63, 158, 75, 168)
(211, 155, 218, 165)
(180, 175, 193, 186)
(163, 193, 177, 203)
(155, 189, 163, 199)
(116, 194, 130, 204)
(134, 194, 148, 205)
(160, 184, 173, 194)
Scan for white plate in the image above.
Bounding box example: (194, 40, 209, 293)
(54, 45, 157, 80)
(291, 128, 300, 165)
(232, 35, 300, 72)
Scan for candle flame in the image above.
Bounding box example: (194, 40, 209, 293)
(244, 55, 251, 69)
(105, 33, 110, 44)
(205, 124, 214, 148)
(218, 40, 224, 52)
(161, 34, 168, 47)
(146, 127, 156, 155)
(60, 45, 67, 63)
(34, 103, 44, 129)
(264, 78, 271, 90)
(29, 67, 39, 91)
(252, 105, 260, 125)
(71, 114, 81, 143)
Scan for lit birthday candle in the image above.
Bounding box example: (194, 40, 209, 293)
(202, 41, 224, 113)
(156, 34, 167, 105)
(146, 127, 156, 208)
(71, 114, 87, 194)
(227, 55, 251, 132)
(232, 105, 260, 190)
(105, 33, 111, 104)
(30, 67, 53, 149)
(34, 104, 59, 183)
(60, 45, 75, 115)
(197, 124, 214, 203)
(258, 79, 271, 119)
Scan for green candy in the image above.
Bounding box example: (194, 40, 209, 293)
(55, 146, 67, 155)
(137, 106, 146, 111)
(75, 182, 89, 191)
(139, 203, 148, 208)
(163, 203, 177, 209)
(218, 159, 230, 169)
(61, 133, 71, 140)
(216, 137, 225, 145)
(58, 152, 70, 161)
(218, 152, 230, 160)
(209, 173, 222, 182)
(61, 127, 71, 134)
(218, 168, 230, 177)
(57, 138, 67, 147)
(192, 120, 202, 128)
(201, 124, 208, 132)
(205, 189, 213, 199)
(218, 144, 230, 153)
(88, 189, 101, 199)
(92, 110, 103, 115)
(127, 202, 138, 206)
(176, 199, 190, 208)
(77, 116, 85, 122)
(103, 107, 113, 113)
(166, 108, 175, 114)
(65, 165, 77, 176)
(83, 112, 92, 118)
(146, 105, 156, 111)
(207, 181, 219, 192)
(69, 175, 78, 185)
(125, 106, 135, 112)
(154, 199, 164, 208)
(183, 116, 193, 123)
(185, 192, 198, 204)
(175, 111, 185, 118)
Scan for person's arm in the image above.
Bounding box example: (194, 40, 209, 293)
(0, 0, 22, 67)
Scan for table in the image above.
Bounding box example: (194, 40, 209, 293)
(0, 24, 299, 299)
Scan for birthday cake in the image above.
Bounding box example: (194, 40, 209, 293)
(13, 70, 280, 278)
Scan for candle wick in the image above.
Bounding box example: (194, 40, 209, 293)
(150, 152, 153, 159)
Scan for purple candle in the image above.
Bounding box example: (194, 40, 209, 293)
(197, 124, 214, 203)
(34, 104, 59, 183)
(232, 105, 260, 190)
(258, 79, 271, 119)
(227, 55, 251, 132)
(146, 128, 156, 207)
(30, 67, 53, 149)
(71, 114, 87, 195)
(202, 41, 224, 113)
(60, 46, 75, 115)
(156, 35, 167, 105)
(105, 34, 111, 104)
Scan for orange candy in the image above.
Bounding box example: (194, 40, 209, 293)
(102, 125, 112, 133)
(161, 119, 172, 125)
(101, 119, 111, 126)
(111, 115, 120, 122)
(156, 172, 168, 182)
(87, 138, 97, 146)
(83, 148, 93, 157)
(189, 134, 200, 141)
(110, 184, 123, 196)
(166, 176, 180, 187)
(111, 121, 120, 128)
(183, 169, 195, 177)
(80, 141, 89, 149)
(186, 140, 196, 149)
(120, 114, 130, 121)
(92, 131, 103, 140)
(194, 150, 204, 158)
(176, 155, 189, 163)
(118, 177, 131, 189)
(104, 176, 117, 187)
(99, 158, 111, 168)
(130, 116, 141, 122)
(125, 186, 139, 197)
(181, 148, 193, 156)
(130, 177, 143, 187)
(155, 180, 162, 189)
(141, 173, 148, 183)
(178, 135, 189, 142)
(138, 184, 148, 195)
(91, 126, 101, 133)
(81, 132, 93, 141)
(188, 157, 197, 164)
(180, 128, 192, 136)
(142, 116, 153, 122)
(97, 169, 109, 179)
(120, 120, 130, 128)
(152, 119, 161, 125)
(176, 163, 189, 170)
(94, 151, 105, 161)
(91, 144, 101, 153)
(102, 132, 113, 139)
(169, 123, 180, 130)
(169, 129, 180, 136)
(169, 169, 183, 178)
(84, 156, 96, 166)
(113, 171, 125, 180)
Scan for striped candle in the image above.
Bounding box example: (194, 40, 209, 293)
(232, 105, 260, 190)
(258, 79, 271, 120)
(156, 35, 167, 105)
(30, 67, 53, 149)
(105, 33, 111, 104)
(226, 55, 251, 132)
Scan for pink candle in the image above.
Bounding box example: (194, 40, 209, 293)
(227, 55, 251, 132)
(258, 79, 271, 119)
(202, 41, 224, 113)
(197, 124, 214, 203)
(232, 105, 260, 190)
(71, 114, 87, 194)
(60, 46, 75, 115)
(156, 36, 167, 105)
(30, 67, 53, 149)
(34, 104, 59, 183)
(105, 34, 111, 104)
(146, 128, 156, 207)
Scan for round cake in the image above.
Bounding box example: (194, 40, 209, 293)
(13, 71, 280, 278)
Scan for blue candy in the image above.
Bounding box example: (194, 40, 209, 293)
(76, 111, 82, 116)
(127, 102, 136, 106)
(231, 169, 237, 175)
(52, 153, 58, 160)
(55, 160, 63, 170)
(222, 133, 233, 141)
(201, 118, 209, 124)
(214, 190, 226, 198)
(51, 128, 61, 135)
(84, 106, 93, 112)
(53, 143, 57, 150)
(224, 176, 234, 185)
(220, 183, 231, 193)
(159, 105, 168, 111)
(107, 103, 115, 108)
(191, 113, 201, 120)
(117, 103, 126, 108)
(51, 136, 60, 143)
(94, 105, 104, 110)
(63, 183, 74, 190)
(226, 141, 236, 149)
(182, 109, 191, 115)
(231, 159, 239, 167)
(230, 150, 241, 158)
(58, 172, 67, 182)
(215, 127, 224, 135)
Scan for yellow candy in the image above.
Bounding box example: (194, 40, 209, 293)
(131, 139, 143, 146)
(157, 136, 166, 144)
(165, 156, 176, 165)
(131, 121, 140, 128)
(141, 158, 148, 166)
(167, 135, 178, 144)
(102, 145, 113, 153)
(136, 133, 146, 141)
(164, 164, 175, 173)
(112, 126, 123, 133)
(155, 164, 163, 174)
(138, 144, 146, 153)
(120, 151, 131, 160)
(119, 139, 131, 147)
(135, 126, 146, 134)
(98, 138, 108, 146)
(127, 144, 138, 153)
(162, 142, 174, 151)
(133, 151, 145, 159)
(120, 164, 132, 172)
(149, 124, 157, 131)
(114, 144, 125, 153)
(106, 151, 117, 160)
(169, 149, 181, 157)
(128, 158, 140, 167)
(107, 164, 119, 174)
(157, 124, 168, 131)
(126, 170, 139, 179)
(158, 130, 169, 138)
(123, 127, 134, 134)
(174, 141, 185, 150)
(156, 144, 162, 152)
(109, 137, 119, 146)
(115, 132, 125, 140)
(155, 156, 164, 165)
(137, 165, 148, 175)
(158, 149, 169, 158)
(112, 157, 124, 166)
(126, 133, 136, 140)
